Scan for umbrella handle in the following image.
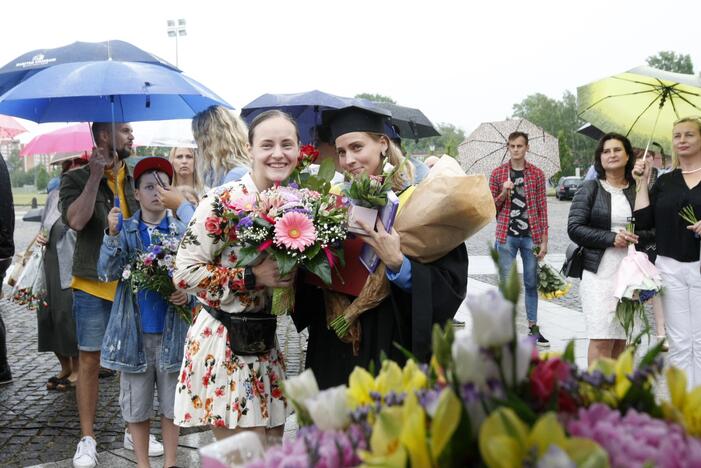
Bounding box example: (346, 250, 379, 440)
(114, 196, 123, 232)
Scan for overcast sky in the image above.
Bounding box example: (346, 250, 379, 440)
(2, 0, 699, 137)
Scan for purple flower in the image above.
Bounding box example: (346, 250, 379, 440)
(567, 404, 701, 467)
(237, 216, 253, 229)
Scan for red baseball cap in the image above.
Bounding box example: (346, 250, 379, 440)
(133, 156, 174, 184)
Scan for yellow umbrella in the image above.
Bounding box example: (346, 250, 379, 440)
(578, 66, 701, 155)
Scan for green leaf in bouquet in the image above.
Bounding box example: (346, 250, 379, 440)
(393, 341, 419, 363)
(235, 246, 261, 267)
(305, 252, 332, 285)
(304, 242, 321, 260)
(562, 340, 576, 364)
(437, 405, 475, 468)
(503, 263, 521, 305)
(272, 250, 298, 277)
(317, 157, 336, 184)
(432, 323, 453, 370)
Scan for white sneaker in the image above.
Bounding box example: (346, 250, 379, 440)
(124, 429, 165, 457)
(73, 436, 98, 468)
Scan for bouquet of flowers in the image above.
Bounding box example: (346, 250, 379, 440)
(343, 156, 405, 235)
(11, 246, 47, 310)
(225, 184, 348, 315)
(122, 230, 192, 324)
(533, 246, 571, 299)
(232, 251, 701, 467)
(613, 224, 663, 342)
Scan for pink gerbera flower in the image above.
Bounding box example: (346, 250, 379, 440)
(274, 212, 316, 251)
(232, 193, 258, 212)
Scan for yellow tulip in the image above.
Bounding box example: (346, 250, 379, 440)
(662, 366, 701, 437)
(348, 366, 376, 408)
(401, 359, 428, 393)
(479, 408, 609, 468)
(613, 349, 634, 399)
(430, 388, 462, 457)
(375, 361, 403, 397)
(400, 393, 432, 468)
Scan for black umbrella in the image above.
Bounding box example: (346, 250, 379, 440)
(376, 103, 441, 140)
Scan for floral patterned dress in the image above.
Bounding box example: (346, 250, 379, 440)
(173, 174, 287, 429)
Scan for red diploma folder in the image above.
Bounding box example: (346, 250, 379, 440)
(304, 236, 369, 297)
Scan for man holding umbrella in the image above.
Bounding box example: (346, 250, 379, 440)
(490, 131, 550, 346)
(60, 122, 142, 468)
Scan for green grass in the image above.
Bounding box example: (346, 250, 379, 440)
(12, 191, 47, 206)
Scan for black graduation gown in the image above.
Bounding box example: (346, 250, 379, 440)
(293, 243, 468, 390)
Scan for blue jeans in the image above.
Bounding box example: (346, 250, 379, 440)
(73, 289, 112, 352)
(497, 236, 538, 324)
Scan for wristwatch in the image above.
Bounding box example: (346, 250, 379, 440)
(244, 266, 256, 289)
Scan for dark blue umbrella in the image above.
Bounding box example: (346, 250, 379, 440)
(0, 40, 178, 97)
(0, 60, 231, 122)
(241, 90, 391, 144)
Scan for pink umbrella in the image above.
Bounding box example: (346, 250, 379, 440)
(0, 115, 28, 139)
(20, 123, 93, 156)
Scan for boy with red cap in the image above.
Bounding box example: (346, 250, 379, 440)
(97, 157, 191, 468)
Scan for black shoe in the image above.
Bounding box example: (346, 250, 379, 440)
(529, 325, 550, 347)
(0, 368, 12, 385)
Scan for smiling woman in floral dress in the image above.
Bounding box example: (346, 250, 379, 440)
(172, 110, 300, 441)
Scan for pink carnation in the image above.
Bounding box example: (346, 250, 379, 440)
(274, 212, 316, 252)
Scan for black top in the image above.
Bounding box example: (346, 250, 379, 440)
(635, 169, 701, 263)
(509, 169, 530, 237)
(293, 244, 468, 390)
(0, 153, 14, 259)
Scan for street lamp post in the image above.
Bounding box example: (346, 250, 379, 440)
(166, 18, 187, 67)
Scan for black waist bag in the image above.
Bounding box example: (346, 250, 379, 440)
(204, 306, 276, 355)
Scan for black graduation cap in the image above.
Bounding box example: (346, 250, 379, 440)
(322, 106, 392, 143)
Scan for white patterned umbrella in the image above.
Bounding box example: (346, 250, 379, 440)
(457, 118, 560, 179)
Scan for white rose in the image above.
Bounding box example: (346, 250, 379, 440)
(305, 385, 350, 431)
(282, 368, 319, 406)
(451, 329, 489, 387)
(500, 336, 534, 387)
(467, 290, 514, 347)
(122, 268, 131, 280)
(383, 162, 395, 173)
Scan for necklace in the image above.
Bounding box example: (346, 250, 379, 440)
(681, 166, 701, 174)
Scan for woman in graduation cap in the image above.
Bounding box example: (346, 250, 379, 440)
(293, 106, 469, 389)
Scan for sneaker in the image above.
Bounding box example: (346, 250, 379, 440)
(529, 325, 550, 347)
(124, 429, 164, 457)
(452, 319, 466, 328)
(73, 436, 97, 468)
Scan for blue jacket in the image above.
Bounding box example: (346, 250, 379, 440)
(97, 210, 190, 373)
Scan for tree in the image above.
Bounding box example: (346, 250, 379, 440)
(35, 165, 49, 191)
(512, 91, 597, 179)
(646, 51, 694, 74)
(354, 93, 396, 104)
(401, 123, 465, 157)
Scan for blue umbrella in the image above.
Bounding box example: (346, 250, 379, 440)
(0, 60, 230, 122)
(0, 39, 178, 96)
(241, 90, 391, 144)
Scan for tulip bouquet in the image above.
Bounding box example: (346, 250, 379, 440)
(217, 183, 348, 315)
(122, 230, 193, 324)
(533, 246, 571, 299)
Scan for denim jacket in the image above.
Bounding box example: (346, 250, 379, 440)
(97, 210, 190, 373)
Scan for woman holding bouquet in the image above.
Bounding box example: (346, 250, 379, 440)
(173, 110, 299, 441)
(294, 106, 469, 389)
(634, 117, 701, 388)
(568, 133, 641, 365)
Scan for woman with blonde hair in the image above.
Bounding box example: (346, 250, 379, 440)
(168, 147, 203, 194)
(293, 106, 467, 389)
(634, 116, 701, 388)
(192, 105, 251, 188)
